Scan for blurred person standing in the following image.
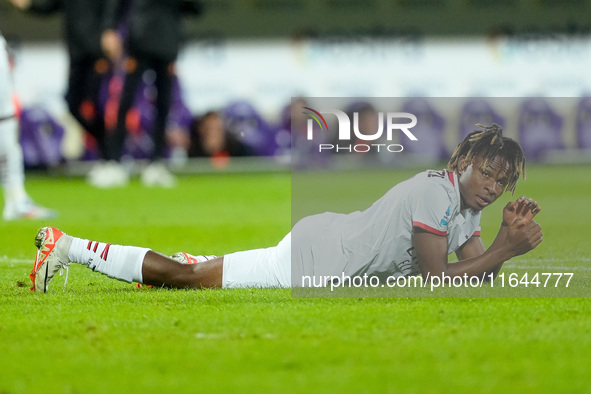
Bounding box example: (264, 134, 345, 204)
(9, 0, 112, 186)
(0, 31, 56, 220)
(101, 0, 202, 188)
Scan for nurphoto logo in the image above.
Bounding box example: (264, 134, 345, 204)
(303, 106, 418, 153)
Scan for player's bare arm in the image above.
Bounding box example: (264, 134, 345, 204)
(453, 196, 542, 279)
(414, 197, 543, 280)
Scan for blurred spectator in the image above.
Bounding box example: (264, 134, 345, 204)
(223, 100, 281, 156)
(10, 0, 111, 179)
(101, 0, 202, 188)
(189, 111, 252, 161)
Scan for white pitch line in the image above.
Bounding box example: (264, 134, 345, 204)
(509, 257, 591, 271)
(510, 265, 591, 271)
(513, 257, 591, 263)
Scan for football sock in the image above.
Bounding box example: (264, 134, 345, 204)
(67, 236, 148, 283)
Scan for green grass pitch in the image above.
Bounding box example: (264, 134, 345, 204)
(1, 165, 590, 393)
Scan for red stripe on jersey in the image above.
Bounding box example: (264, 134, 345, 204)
(87, 241, 92, 250)
(93, 242, 99, 252)
(413, 221, 447, 236)
(447, 171, 455, 186)
(100, 243, 111, 261)
(473, 231, 481, 237)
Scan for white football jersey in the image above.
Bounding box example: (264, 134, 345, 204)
(291, 169, 482, 283)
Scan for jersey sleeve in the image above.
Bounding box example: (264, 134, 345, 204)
(410, 182, 453, 236)
(470, 211, 482, 237)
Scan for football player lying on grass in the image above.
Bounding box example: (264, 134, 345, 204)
(30, 124, 542, 292)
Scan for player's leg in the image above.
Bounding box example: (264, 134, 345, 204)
(86, 57, 110, 156)
(140, 58, 175, 187)
(0, 39, 55, 220)
(150, 59, 173, 161)
(207, 232, 291, 288)
(170, 233, 291, 288)
(0, 38, 25, 217)
(93, 57, 144, 188)
(30, 226, 223, 292)
(0, 116, 25, 214)
(142, 252, 223, 288)
(31, 226, 291, 292)
(104, 57, 144, 162)
(169, 239, 292, 289)
(65, 57, 109, 160)
(65, 59, 94, 142)
(66, 57, 107, 188)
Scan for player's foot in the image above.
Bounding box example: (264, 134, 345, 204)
(141, 162, 176, 188)
(30, 227, 73, 293)
(86, 160, 105, 185)
(171, 252, 217, 264)
(89, 161, 129, 188)
(3, 198, 58, 221)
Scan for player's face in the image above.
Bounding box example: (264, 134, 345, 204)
(457, 155, 510, 211)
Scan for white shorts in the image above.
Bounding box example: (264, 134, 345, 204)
(0, 36, 15, 118)
(222, 232, 291, 288)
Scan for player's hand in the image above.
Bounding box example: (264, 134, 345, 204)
(502, 196, 541, 227)
(504, 219, 543, 257)
(491, 217, 543, 260)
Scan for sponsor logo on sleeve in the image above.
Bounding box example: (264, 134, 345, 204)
(440, 206, 451, 226)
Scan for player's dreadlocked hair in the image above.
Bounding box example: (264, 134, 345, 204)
(447, 124, 526, 194)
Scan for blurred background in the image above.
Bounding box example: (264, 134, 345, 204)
(2, 0, 591, 172)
